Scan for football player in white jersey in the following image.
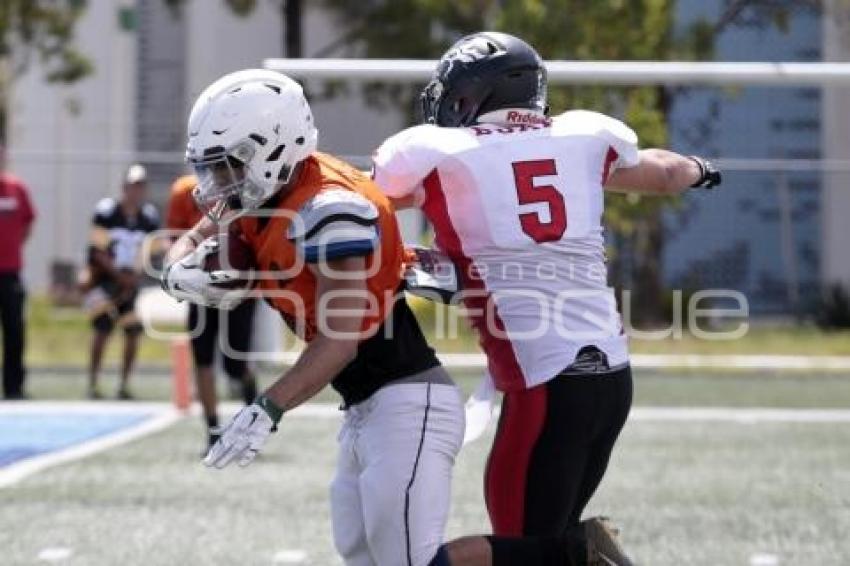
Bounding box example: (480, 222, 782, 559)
(373, 32, 721, 565)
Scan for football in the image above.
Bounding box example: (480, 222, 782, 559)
(200, 233, 256, 290)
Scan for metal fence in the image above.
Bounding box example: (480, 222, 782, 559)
(9, 149, 849, 318)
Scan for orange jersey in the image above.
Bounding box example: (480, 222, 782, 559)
(238, 152, 404, 341)
(166, 175, 203, 230)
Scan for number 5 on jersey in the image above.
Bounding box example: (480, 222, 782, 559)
(512, 159, 567, 243)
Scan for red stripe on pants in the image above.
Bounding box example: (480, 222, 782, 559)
(421, 169, 527, 391)
(484, 384, 548, 535)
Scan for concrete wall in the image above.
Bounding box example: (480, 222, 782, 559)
(8, 0, 410, 292)
(667, 2, 823, 314)
(8, 1, 137, 291)
(821, 1, 850, 287)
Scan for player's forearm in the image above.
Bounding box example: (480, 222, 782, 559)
(605, 149, 703, 195)
(265, 259, 368, 411)
(264, 335, 359, 411)
(165, 217, 217, 266)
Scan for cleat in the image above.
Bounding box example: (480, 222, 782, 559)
(201, 427, 222, 459)
(584, 517, 634, 566)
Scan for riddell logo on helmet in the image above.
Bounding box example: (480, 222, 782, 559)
(506, 111, 548, 125)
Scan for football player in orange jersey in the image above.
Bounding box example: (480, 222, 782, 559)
(162, 70, 465, 566)
(165, 173, 258, 452)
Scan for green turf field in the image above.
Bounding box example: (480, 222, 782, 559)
(3, 367, 850, 565)
(1, 405, 848, 566)
(23, 295, 850, 367)
(23, 368, 850, 408)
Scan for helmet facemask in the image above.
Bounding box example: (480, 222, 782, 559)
(420, 79, 444, 125)
(191, 140, 275, 223)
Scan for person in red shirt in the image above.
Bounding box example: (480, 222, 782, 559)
(0, 142, 36, 400)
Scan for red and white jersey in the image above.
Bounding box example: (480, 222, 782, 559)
(373, 109, 640, 391)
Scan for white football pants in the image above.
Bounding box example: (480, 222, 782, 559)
(330, 382, 465, 566)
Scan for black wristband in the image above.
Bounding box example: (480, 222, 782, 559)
(257, 394, 285, 427)
(688, 156, 721, 189)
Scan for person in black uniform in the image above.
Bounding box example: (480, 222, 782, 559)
(83, 164, 159, 400)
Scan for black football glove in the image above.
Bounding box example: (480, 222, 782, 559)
(689, 156, 721, 189)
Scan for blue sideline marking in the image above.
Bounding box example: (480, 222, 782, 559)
(0, 412, 151, 467)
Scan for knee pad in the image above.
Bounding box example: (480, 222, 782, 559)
(428, 545, 451, 566)
(91, 313, 115, 334)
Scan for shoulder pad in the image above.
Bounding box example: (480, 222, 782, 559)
(554, 110, 639, 167)
(288, 188, 380, 263)
(288, 188, 378, 240)
(380, 124, 438, 151)
(142, 203, 160, 223)
(94, 197, 118, 216)
(372, 125, 452, 198)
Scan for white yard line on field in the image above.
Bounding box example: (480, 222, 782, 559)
(226, 402, 850, 423)
(0, 404, 180, 489)
(36, 547, 74, 563)
(272, 549, 308, 563)
(630, 406, 850, 423)
(3, 401, 850, 488)
(274, 351, 850, 371)
(631, 354, 850, 371)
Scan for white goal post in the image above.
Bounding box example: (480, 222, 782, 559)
(264, 58, 850, 86)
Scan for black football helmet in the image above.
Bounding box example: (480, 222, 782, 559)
(421, 31, 548, 127)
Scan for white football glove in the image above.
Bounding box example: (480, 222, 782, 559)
(161, 238, 252, 310)
(203, 395, 284, 469)
(404, 246, 460, 304)
(463, 373, 496, 445)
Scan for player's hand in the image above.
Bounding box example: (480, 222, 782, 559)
(203, 395, 284, 469)
(160, 239, 246, 309)
(689, 156, 722, 189)
(403, 246, 460, 304)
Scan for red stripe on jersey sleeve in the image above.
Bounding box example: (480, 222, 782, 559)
(602, 146, 619, 184)
(421, 169, 527, 391)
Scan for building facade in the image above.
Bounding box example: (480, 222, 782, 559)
(665, 2, 824, 315)
(9, 0, 407, 291)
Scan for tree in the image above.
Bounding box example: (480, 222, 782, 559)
(160, 0, 821, 323)
(164, 0, 304, 57)
(318, 0, 823, 323)
(0, 0, 92, 139)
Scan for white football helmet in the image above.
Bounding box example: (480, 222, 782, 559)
(186, 69, 318, 221)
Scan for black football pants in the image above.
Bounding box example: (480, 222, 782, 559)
(0, 272, 26, 398)
(485, 361, 633, 538)
(187, 299, 256, 379)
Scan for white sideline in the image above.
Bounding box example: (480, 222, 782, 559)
(12, 401, 847, 423)
(0, 404, 180, 489)
(3, 402, 850, 488)
(631, 354, 850, 371)
(269, 352, 850, 371)
(225, 402, 850, 423)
